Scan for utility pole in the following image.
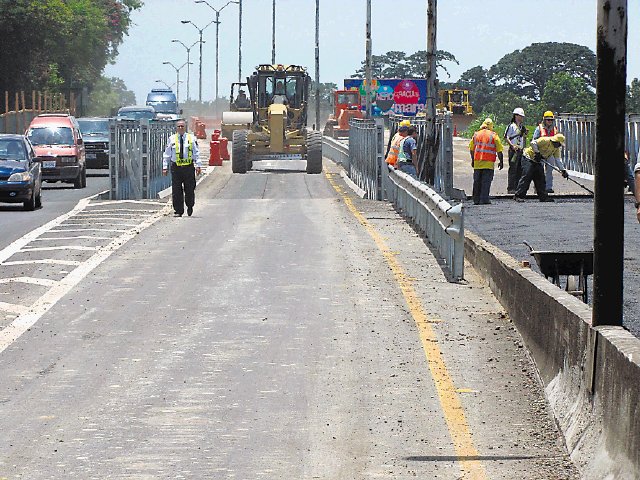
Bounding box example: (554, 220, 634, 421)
(171, 39, 200, 101)
(315, 0, 320, 129)
(592, 0, 627, 327)
(272, 0, 276, 64)
(181, 19, 216, 103)
(238, 0, 243, 82)
(364, 0, 371, 118)
(422, 0, 438, 185)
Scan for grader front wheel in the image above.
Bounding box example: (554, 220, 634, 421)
(306, 131, 322, 174)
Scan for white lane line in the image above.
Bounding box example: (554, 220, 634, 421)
(0, 302, 29, 315)
(34, 236, 113, 241)
(0, 277, 58, 287)
(0, 196, 93, 264)
(77, 210, 161, 215)
(49, 228, 127, 233)
(68, 216, 148, 221)
(20, 246, 97, 252)
(0, 202, 171, 355)
(3, 259, 82, 266)
(89, 200, 163, 206)
(59, 222, 139, 227)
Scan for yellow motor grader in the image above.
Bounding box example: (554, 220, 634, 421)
(231, 64, 322, 174)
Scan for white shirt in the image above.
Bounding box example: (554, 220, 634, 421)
(163, 132, 201, 169)
(505, 122, 525, 149)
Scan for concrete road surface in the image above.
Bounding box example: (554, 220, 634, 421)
(0, 158, 578, 478)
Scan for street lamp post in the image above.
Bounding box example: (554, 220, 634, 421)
(155, 79, 172, 90)
(163, 61, 192, 104)
(181, 19, 216, 103)
(171, 39, 202, 101)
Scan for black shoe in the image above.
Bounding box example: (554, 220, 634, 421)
(187, 206, 193, 216)
(473, 201, 480, 205)
(174, 212, 183, 217)
(514, 196, 525, 202)
(507, 189, 515, 194)
(540, 197, 555, 202)
(546, 189, 554, 193)
(480, 200, 492, 204)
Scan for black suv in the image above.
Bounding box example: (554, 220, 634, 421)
(77, 117, 110, 169)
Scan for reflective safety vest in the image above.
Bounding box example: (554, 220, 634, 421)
(174, 133, 194, 166)
(538, 123, 557, 137)
(472, 128, 498, 169)
(385, 132, 404, 166)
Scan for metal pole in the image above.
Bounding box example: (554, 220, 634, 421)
(592, 0, 627, 327)
(199, 31, 203, 103)
(315, 0, 320, 130)
(272, 0, 276, 64)
(238, 0, 242, 82)
(365, 0, 371, 118)
(186, 49, 190, 101)
(176, 70, 180, 104)
(215, 11, 220, 118)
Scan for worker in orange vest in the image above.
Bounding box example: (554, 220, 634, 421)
(385, 123, 409, 167)
(469, 118, 504, 205)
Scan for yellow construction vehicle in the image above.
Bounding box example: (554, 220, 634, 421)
(231, 64, 322, 174)
(437, 88, 473, 115)
(220, 82, 253, 140)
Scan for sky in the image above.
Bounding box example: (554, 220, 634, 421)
(105, 0, 640, 105)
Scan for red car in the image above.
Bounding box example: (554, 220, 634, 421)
(26, 113, 86, 188)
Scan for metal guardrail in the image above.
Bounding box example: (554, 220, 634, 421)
(322, 135, 349, 170)
(109, 119, 175, 200)
(556, 113, 640, 175)
(386, 166, 464, 280)
(388, 113, 455, 198)
(348, 118, 385, 200)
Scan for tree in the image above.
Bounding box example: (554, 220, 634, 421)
(541, 72, 595, 114)
(351, 50, 458, 79)
(86, 76, 136, 116)
(456, 66, 495, 113)
(0, 0, 142, 95)
(488, 42, 596, 101)
(308, 81, 338, 105)
(628, 78, 640, 114)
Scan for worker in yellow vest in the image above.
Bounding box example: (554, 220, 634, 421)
(514, 133, 566, 202)
(469, 118, 503, 205)
(385, 122, 410, 167)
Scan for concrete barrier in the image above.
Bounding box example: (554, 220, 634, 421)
(465, 232, 640, 480)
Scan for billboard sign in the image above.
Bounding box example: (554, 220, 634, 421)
(344, 78, 427, 117)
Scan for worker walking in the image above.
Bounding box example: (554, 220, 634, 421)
(396, 126, 419, 178)
(533, 111, 564, 193)
(514, 133, 567, 202)
(504, 107, 527, 194)
(385, 121, 410, 168)
(163, 120, 202, 217)
(469, 118, 504, 205)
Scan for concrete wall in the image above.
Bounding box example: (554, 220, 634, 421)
(465, 232, 640, 479)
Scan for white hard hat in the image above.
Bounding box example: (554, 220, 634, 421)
(513, 107, 525, 117)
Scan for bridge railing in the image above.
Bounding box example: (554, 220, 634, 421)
(556, 113, 640, 175)
(109, 119, 175, 200)
(347, 118, 385, 200)
(386, 167, 464, 280)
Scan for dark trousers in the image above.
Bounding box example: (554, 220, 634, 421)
(472, 168, 494, 204)
(507, 147, 523, 192)
(515, 156, 548, 200)
(171, 163, 196, 214)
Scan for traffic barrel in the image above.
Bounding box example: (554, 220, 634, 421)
(453, 124, 458, 136)
(220, 137, 230, 160)
(196, 121, 207, 139)
(209, 140, 222, 166)
(211, 129, 221, 141)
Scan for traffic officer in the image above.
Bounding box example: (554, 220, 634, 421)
(163, 120, 201, 217)
(469, 117, 504, 205)
(514, 133, 567, 202)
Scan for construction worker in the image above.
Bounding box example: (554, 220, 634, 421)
(385, 121, 410, 167)
(234, 89, 250, 109)
(396, 126, 418, 178)
(504, 107, 527, 194)
(469, 118, 504, 205)
(533, 111, 564, 193)
(514, 133, 567, 202)
(162, 120, 201, 217)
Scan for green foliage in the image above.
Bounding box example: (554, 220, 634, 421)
(628, 78, 640, 114)
(488, 42, 596, 101)
(456, 66, 494, 113)
(86, 76, 136, 116)
(541, 72, 595, 114)
(309, 82, 338, 105)
(461, 114, 507, 141)
(351, 50, 458, 79)
(0, 0, 142, 94)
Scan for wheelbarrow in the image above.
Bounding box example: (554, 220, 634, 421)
(523, 242, 594, 304)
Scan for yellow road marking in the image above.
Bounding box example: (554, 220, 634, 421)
(326, 172, 487, 479)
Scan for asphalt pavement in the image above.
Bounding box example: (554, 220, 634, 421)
(452, 137, 640, 337)
(0, 155, 579, 478)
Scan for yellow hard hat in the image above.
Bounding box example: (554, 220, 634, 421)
(551, 133, 565, 144)
(481, 117, 494, 129)
(543, 110, 555, 119)
(399, 120, 411, 127)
